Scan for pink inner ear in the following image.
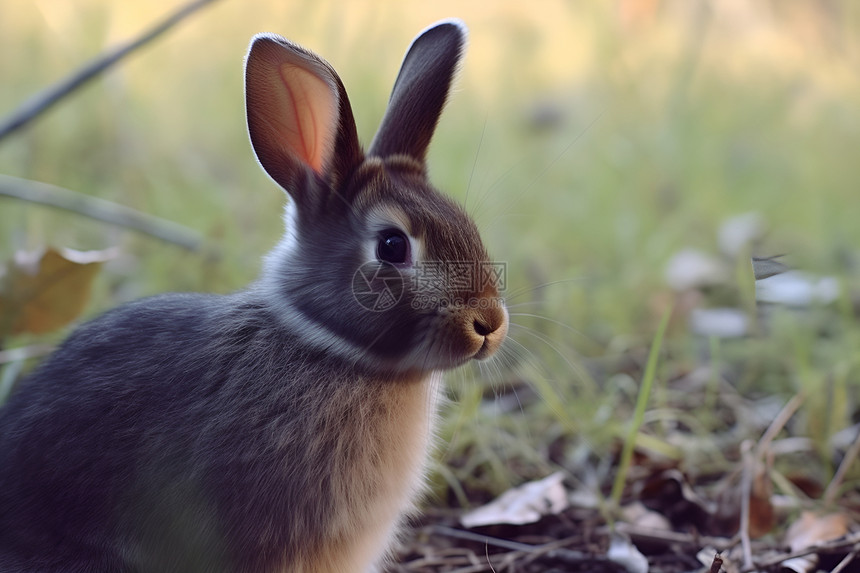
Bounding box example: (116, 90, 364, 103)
(273, 62, 337, 174)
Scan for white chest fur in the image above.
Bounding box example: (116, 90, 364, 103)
(291, 371, 442, 573)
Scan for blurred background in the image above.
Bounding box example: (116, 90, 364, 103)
(1, 0, 859, 502)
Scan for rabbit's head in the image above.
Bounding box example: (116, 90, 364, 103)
(246, 20, 507, 375)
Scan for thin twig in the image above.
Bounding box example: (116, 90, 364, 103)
(0, 0, 222, 141)
(0, 174, 206, 251)
(611, 523, 734, 552)
(743, 531, 860, 571)
(754, 393, 806, 458)
(430, 525, 614, 567)
(738, 393, 805, 570)
(831, 547, 860, 573)
(823, 424, 860, 505)
(738, 440, 754, 569)
(709, 553, 724, 573)
(431, 525, 557, 554)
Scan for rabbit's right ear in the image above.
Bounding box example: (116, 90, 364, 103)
(245, 35, 363, 201)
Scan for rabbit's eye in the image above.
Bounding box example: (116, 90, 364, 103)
(377, 229, 409, 264)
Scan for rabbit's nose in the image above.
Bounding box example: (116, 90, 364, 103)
(470, 302, 508, 360)
(473, 318, 493, 337)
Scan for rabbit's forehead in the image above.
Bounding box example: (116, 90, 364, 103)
(349, 158, 488, 262)
(361, 196, 487, 266)
(364, 204, 412, 234)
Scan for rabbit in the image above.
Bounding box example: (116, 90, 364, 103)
(0, 18, 507, 573)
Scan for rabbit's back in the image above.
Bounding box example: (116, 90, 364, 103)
(0, 292, 439, 572)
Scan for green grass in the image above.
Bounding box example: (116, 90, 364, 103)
(611, 303, 672, 505)
(2, 0, 859, 504)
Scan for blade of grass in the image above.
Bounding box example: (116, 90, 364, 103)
(610, 305, 672, 505)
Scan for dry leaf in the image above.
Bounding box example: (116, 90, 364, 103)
(621, 501, 672, 530)
(607, 533, 649, 573)
(460, 471, 569, 528)
(639, 469, 714, 528)
(781, 511, 849, 573)
(695, 548, 726, 571)
(0, 247, 116, 337)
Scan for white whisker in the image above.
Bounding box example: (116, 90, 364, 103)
(508, 312, 593, 346)
(503, 277, 591, 303)
(463, 115, 488, 213)
(507, 322, 591, 388)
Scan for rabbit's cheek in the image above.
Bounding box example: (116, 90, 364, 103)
(364, 315, 419, 358)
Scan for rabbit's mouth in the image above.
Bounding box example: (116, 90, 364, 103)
(396, 304, 508, 371)
(473, 337, 501, 361)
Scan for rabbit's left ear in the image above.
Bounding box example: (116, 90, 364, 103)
(245, 34, 362, 199)
(368, 20, 467, 162)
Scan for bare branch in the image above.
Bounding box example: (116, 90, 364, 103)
(0, 0, 223, 141)
(0, 174, 206, 252)
(824, 423, 860, 505)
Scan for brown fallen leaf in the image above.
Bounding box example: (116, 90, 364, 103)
(639, 468, 715, 528)
(781, 511, 850, 573)
(0, 247, 116, 337)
